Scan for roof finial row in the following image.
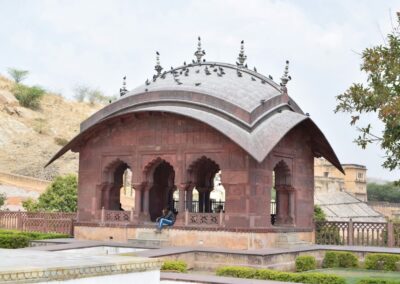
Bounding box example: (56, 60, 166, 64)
(236, 40, 247, 67)
(154, 51, 163, 75)
(194, 36, 206, 63)
(120, 76, 127, 97)
(280, 60, 291, 92)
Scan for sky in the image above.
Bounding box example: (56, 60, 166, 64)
(0, 0, 399, 181)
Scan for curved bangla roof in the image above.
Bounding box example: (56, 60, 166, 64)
(46, 44, 343, 173)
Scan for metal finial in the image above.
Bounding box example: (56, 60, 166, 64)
(280, 60, 291, 91)
(194, 36, 205, 63)
(154, 51, 163, 75)
(237, 40, 247, 67)
(120, 76, 127, 97)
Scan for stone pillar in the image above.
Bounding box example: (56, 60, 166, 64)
(102, 184, 112, 210)
(142, 183, 151, 219)
(178, 184, 186, 214)
(275, 185, 289, 225)
(198, 187, 206, 213)
(186, 186, 194, 212)
(204, 188, 212, 212)
(133, 184, 142, 215)
(287, 187, 295, 225)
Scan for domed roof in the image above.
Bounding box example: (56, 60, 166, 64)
(46, 44, 343, 173)
(129, 62, 281, 113)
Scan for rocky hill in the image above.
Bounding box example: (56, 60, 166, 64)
(0, 75, 102, 180)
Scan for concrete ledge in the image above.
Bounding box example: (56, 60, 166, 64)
(0, 249, 162, 283)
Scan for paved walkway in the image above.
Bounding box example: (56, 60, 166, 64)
(161, 272, 293, 284)
(29, 238, 400, 257)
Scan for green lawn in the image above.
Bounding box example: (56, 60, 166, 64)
(309, 268, 400, 284)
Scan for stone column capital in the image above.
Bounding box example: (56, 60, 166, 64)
(178, 182, 191, 191)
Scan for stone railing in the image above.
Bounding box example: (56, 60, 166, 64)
(0, 211, 76, 235)
(184, 211, 224, 227)
(315, 220, 392, 247)
(96, 208, 135, 224)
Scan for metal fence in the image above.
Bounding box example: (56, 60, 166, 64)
(173, 200, 277, 214)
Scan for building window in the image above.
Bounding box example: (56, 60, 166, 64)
(357, 172, 363, 180)
(324, 172, 329, 177)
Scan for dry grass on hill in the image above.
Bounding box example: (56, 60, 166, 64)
(0, 75, 103, 180)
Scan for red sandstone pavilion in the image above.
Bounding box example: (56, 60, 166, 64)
(46, 38, 344, 249)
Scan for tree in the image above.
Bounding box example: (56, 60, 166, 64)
(367, 182, 400, 202)
(335, 14, 400, 172)
(13, 84, 45, 110)
(7, 68, 29, 83)
(73, 85, 90, 102)
(23, 174, 77, 212)
(314, 205, 326, 222)
(0, 193, 6, 209)
(73, 84, 115, 104)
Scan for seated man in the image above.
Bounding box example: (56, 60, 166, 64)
(155, 207, 175, 232)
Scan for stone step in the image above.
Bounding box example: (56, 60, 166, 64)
(275, 233, 311, 248)
(128, 238, 170, 248)
(137, 231, 169, 240)
(275, 241, 311, 249)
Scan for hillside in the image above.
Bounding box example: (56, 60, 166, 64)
(0, 75, 102, 180)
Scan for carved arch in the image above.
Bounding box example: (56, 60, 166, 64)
(273, 160, 291, 186)
(187, 156, 221, 188)
(143, 157, 175, 185)
(102, 157, 132, 184)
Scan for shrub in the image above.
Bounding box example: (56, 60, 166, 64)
(314, 205, 326, 222)
(216, 266, 345, 284)
(0, 234, 29, 248)
(357, 279, 400, 284)
(13, 84, 45, 109)
(338, 252, 358, 268)
(295, 255, 316, 272)
(322, 251, 358, 268)
(323, 251, 339, 268)
(161, 260, 187, 272)
(364, 253, 400, 271)
(23, 174, 77, 212)
(0, 230, 68, 248)
(54, 137, 69, 146)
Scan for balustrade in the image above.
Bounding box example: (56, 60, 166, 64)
(0, 211, 76, 235)
(315, 220, 391, 247)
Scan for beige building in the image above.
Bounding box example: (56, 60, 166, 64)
(314, 158, 367, 201)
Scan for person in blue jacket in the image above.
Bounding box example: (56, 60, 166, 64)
(155, 207, 175, 232)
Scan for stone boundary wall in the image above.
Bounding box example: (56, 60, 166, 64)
(368, 201, 400, 219)
(0, 171, 50, 193)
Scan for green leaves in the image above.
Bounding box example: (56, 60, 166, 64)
(22, 174, 77, 212)
(7, 68, 29, 83)
(0, 193, 6, 208)
(335, 17, 400, 172)
(13, 84, 45, 110)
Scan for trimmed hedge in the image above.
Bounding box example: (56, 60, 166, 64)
(322, 251, 358, 268)
(295, 255, 317, 272)
(0, 230, 69, 249)
(161, 260, 187, 273)
(0, 234, 29, 248)
(357, 279, 400, 284)
(323, 251, 339, 268)
(216, 266, 346, 284)
(364, 253, 400, 271)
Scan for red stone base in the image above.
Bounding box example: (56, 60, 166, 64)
(74, 225, 314, 250)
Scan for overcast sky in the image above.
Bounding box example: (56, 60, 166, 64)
(1, 0, 399, 181)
